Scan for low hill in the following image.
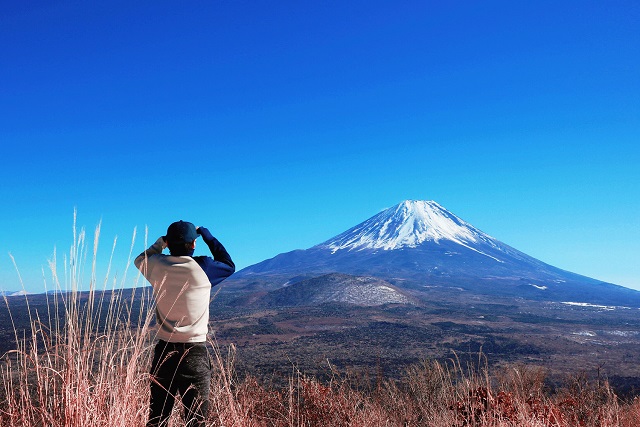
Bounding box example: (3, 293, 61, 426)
(249, 273, 416, 308)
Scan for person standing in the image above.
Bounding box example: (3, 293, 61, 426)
(135, 220, 235, 427)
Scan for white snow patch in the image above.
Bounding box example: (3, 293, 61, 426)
(9, 290, 31, 296)
(572, 331, 597, 337)
(562, 302, 617, 311)
(606, 330, 640, 337)
(530, 284, 547, 290)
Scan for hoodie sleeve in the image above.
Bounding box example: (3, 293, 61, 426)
(134, 236, 165, 275)
(194, 227, 235, 286)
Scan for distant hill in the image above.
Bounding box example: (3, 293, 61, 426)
(247, 273, 416, 308)
(0, 290, 32, 297)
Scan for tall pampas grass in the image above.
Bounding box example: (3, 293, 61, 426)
(1, 213, 153, 426)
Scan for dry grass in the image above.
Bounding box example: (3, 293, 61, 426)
(1, 219, 639, 426)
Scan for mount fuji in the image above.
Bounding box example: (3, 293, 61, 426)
(232, 200, 640, 307)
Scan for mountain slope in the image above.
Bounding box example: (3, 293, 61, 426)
(233, 200, 640, 307)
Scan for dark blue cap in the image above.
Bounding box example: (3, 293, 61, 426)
(165, 220, 198, 244)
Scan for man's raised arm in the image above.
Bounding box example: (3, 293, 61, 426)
(195, 227, 235, 285)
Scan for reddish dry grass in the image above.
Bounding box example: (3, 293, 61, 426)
(3, 296, 640, 427)
(1, 221, 639, 426)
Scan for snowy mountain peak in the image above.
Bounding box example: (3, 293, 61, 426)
(320, 200, 498, 254)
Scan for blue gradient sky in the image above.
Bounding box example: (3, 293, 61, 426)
(1, 1, 639, 293)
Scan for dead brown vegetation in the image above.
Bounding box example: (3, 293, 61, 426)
(1, 221, 638, 426)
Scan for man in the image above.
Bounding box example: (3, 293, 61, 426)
(134, 220, 235, 427)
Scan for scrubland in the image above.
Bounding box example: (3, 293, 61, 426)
(3, 285, 639, 426)
(1, 222, 639, 426)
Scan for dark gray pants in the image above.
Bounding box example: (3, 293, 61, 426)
(147, 340, 212, 427)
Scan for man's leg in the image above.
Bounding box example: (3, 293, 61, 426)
(177, 345, 212, 427)
(147, 341, 179, 427)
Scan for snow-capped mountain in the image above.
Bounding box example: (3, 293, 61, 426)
(322, 200, 505, 262)
(233, 200, 640, 307)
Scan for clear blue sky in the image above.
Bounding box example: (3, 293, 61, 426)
(1, 1, 639, 293)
